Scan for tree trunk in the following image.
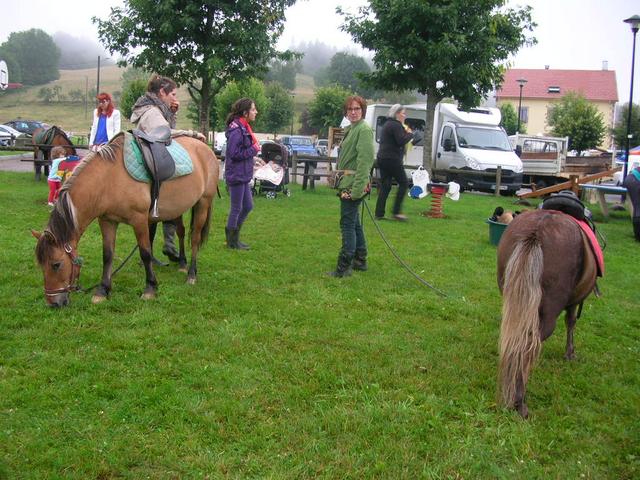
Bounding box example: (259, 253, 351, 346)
(198, 79, 211, 135)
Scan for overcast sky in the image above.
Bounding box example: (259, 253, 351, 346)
(1, 0, 638, 102)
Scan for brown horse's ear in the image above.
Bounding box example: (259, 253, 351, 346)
(31, 229, 42, 239)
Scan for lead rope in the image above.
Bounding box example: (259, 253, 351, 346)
(360, 198, 448, 298)
(79, 245, 139, 293)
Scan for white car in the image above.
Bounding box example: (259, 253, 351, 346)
(0, 124, 23, 147)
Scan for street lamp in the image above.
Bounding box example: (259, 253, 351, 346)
(623, 14, 640, 179)
(516, 78, 528, 134)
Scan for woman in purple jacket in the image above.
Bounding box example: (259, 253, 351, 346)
(224, 98, 261, 249)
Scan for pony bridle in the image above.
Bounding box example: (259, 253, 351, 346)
(45, 242, 83, 297)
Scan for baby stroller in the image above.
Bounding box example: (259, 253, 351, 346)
(252, 141, 290, 199)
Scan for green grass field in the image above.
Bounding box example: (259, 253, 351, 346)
(1, 171, 638, 478)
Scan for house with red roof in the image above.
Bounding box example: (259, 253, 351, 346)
(495, 68, 618, 148)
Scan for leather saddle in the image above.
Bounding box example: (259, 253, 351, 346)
(132, 126, 176, 217)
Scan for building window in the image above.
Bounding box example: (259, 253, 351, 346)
(548, 86, 561, 93)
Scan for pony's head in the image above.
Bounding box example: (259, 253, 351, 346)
(32, 194, 80, 307)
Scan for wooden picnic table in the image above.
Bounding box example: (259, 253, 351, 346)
(580, 184, 633, 219)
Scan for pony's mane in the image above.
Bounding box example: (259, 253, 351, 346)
(35, 192, 77, 265)
(61, 133, 124, 192)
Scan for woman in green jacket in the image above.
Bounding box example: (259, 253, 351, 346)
(329, 95, 375, 277)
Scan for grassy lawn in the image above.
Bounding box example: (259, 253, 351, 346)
(0, 171, 638, 479)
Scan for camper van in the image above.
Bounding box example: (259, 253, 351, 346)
(365, 103, 523, 194)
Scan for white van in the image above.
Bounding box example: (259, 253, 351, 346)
(365, 103, 523, 194)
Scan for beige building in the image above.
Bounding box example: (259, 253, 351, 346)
(496, 68, 618, 149)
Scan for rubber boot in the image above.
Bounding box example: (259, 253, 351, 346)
(162, 222, 180, 262)
(328, 253, 353, 278)
(236, 224, 250, 250)
(353, 250, 368, 271)
(228, 228, 249, 250)
(634, 219, 640, 242)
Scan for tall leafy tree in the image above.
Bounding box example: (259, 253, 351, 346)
(308, 85, 352, 137)
(325, 52, 372, 97)
(611, 102, 640, 151)
(339, 0, 535, 171)
(264, 83, 294, 137)
(94, 0, 295, 134)
(547, 92, 606, 156)
(1, 29, 60, 85)
(214, 78, 268, 132)
(265, 59, 299, 91)
(499, 103, 524, 135)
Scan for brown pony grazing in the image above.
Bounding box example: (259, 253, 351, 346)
(33, 132, 219, 307)
(496, 209, 599, 418)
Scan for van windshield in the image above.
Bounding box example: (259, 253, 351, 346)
(456, 127, 511, 151)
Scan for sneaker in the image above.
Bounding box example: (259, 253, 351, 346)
(393, 214, 408, 221)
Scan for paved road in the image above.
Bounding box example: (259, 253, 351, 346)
(0, 153, 34, 173)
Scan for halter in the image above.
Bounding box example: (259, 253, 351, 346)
(44, 239, 83, 297)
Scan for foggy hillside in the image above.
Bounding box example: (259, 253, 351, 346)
(53, 32, 115, 70)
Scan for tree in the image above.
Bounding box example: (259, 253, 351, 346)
(1, 29, 60, 85)
(0, 45, 22, 85)
(37, 87, 55, 103)
(308, 85, 353, 137)
(214, 78, 269, 132)
(499, 103, 524, 135)
(325, 52, 372, 97)
(94, 0, 295, 134)
(298, 108, 316, 135)
(264, 83, 294, 137)
(265, 59, 299, 91)
(611, 102, 640, 151)
(69, 89, 84, 103)
(120, 79, 148, 119)
(547, 92, 606, 156)
(339, 0, 535, 172)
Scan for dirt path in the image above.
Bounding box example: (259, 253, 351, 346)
(0, 154, 35, 173)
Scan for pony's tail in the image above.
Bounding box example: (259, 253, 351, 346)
(498, 237, 543, 409)
(190, 201, 213, 247)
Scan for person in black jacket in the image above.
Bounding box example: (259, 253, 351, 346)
(622, 165, 640, 241)
(375, 104, 415, 221)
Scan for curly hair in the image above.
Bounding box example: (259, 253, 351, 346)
(96, 92, 115, 117)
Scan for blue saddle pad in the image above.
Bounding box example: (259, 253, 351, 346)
(123, 132, 193, 182)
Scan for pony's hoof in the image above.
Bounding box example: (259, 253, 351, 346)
(91, 295, 107, 304)
(186, 277, 196, 285)
(178, 267, 188, 274)
(140, 291, 156, 300)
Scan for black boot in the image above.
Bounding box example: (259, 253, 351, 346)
(353, 250, 368, 271)
(236, 225, 250, 250)
(634, 219, 640, 242)
(228, 228, 250, 250)
(162, 222, 180, 262)
(328, 253, 353, 277)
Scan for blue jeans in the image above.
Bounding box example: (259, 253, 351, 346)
(339, 197, 367, 257)
(227, 182, 253, 229)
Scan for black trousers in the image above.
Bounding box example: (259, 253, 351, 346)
(375, 158, 408, 217)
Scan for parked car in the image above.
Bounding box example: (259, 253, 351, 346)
(279, 135, 318, 158)
(3, 119, 51, 136)
(315, 138, 328, 156)
(0, 124, 25, 146)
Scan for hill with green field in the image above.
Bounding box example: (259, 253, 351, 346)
(0, 67, 316, 136)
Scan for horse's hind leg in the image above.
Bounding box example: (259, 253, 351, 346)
(187, 200, 211, 285)
(133, 219, 158, 299)
(564, 304, 579, 360)
(174, 216, 188, 273)
(93, 219, 118, 304)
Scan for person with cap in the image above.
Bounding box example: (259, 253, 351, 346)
(374, 104, 416, 221)
(622, 164, 640, 241)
